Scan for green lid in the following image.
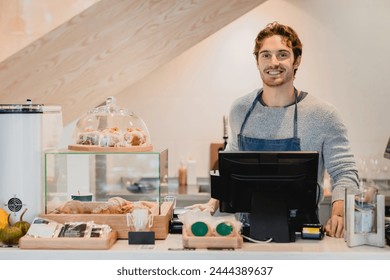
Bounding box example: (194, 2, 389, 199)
(191, 221, 209, 236)
(216, 222, 233, 236)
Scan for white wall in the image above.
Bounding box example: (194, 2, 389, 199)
(63, 0, 390, 179)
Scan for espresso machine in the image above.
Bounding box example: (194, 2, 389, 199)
(0, 100, 62, 224)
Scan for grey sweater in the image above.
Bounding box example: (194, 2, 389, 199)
(225, 88, 359, 203)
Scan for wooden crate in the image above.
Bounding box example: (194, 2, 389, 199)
(182, 227, 243, 249)
(41, 201, 173, 240)
(19, 231, 117, 250)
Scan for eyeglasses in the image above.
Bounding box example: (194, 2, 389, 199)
(255, 50, 292, 61)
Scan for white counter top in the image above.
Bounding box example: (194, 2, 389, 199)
(1, 234, 389, 260)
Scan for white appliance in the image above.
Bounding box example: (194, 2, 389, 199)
(0, 100, 62, 224)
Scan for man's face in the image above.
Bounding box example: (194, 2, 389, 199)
(257, 35, 300, 87)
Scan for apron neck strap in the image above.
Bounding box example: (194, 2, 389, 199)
(293, 88, 298, 138)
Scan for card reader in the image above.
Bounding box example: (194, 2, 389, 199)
(301, 224, 324, 240)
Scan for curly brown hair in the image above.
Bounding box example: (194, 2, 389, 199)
(253, 22, 302, 65)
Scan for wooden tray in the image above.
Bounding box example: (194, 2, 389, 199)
(42, 201, 173, 240)
(68, 144, 153, 152)
(182, 227, 243, 249)
(19, 231, 117, 250)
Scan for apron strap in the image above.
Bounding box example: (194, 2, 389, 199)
(239, 89, 261, 135)
(293, 88, 298, 138)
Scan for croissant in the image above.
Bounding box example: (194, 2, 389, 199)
(53, 197, 157, 214)
(56, 200, 88, 214)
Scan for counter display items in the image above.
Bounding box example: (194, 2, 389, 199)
(40, 98, 171, 243)
(0, 97, 172, 250)
(178, 209, 243, 249)
(18, 218, 117, 250)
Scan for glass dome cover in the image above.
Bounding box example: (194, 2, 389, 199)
(69, 96, 152, 151)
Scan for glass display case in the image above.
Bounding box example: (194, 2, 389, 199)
(68, 96, 152, 151)
(44, 149, 168, 214)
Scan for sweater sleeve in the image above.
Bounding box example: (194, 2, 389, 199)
(225, 108, 239, 152)
(321, 109, 359, 203)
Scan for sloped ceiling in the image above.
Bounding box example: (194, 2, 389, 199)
(0, 0, 266, 124)
(0, 0, 100, 62)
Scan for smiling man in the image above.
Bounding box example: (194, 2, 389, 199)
(192, 22, 359, 239)
(224, 22, 360, 238)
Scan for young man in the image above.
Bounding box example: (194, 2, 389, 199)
(195, 22, 359, 238)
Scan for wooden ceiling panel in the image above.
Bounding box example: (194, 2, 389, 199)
(0, 0, 266, 124)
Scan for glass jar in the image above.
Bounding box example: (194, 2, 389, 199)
(353, 185, 378, 234)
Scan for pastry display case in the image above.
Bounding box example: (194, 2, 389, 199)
(44, 96, 165, 214)
(44, 148, 168, 214)
(40, 98, 173, 240)
(43, 148, 171, 240)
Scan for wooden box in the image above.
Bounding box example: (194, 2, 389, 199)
(41, 201, 173, 240)
(19, 231, 117, 250)
(182, 227, 243, 249)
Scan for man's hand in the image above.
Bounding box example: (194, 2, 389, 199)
(325, 200, 344, 238)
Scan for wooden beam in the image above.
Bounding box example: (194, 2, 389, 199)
(0, 0, 266, 124)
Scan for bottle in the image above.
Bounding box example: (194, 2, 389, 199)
(178, 159, 187, 187)
(223, 115, 228, 149)
(187, 158, 197, 186)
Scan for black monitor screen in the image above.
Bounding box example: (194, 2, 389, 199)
(210, 151, 320, 242)
(385, 137, 390, 159)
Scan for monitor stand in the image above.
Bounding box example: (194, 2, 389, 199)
(249, 192, 295, 243)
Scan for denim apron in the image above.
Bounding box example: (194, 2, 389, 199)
(237, 88, 301, 231)
(237, 88, 301, 151)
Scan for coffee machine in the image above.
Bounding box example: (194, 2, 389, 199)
(0, 100, 62, 224)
